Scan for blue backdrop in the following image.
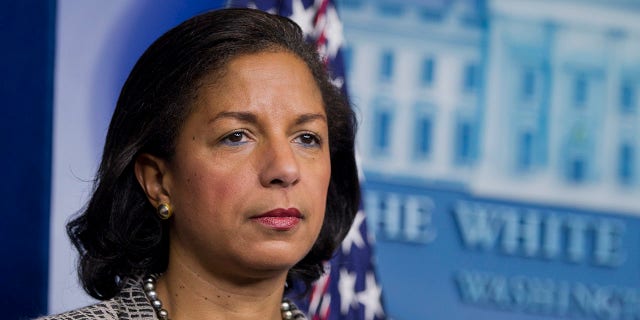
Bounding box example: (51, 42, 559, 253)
(0, 1, 55, 319)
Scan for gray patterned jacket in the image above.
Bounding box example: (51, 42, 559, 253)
(36, 277, 158, 320)
(36, 276, 307, 320)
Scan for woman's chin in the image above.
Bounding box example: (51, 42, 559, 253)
(241, 243, 310, 272)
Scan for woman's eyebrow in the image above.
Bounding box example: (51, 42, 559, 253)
(209, 111, 258, 124)
(295, 113, 327, 126)
(209, 111, 326, 126)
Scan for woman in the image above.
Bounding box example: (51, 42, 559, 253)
(39, 7, 359, 320)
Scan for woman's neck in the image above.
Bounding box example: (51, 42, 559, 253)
(155, 254, 288, 320)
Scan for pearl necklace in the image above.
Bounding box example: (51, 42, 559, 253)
(142, 274, 306, 320)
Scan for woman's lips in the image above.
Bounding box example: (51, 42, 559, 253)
(251, 208, 302, 231)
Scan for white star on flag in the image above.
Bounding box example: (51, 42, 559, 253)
(356, 272, 385, 320)
(341, 210, 366, 255)
(289, 0, 315, 35)
(338, 268, 358, 315)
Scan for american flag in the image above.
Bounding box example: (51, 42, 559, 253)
(227, 1, 386, 319)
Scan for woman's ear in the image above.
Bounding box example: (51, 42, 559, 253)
(134, 153, 171, 207)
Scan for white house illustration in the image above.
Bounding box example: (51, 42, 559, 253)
(339, 0, 640, 214)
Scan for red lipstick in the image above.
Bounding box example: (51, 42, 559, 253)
(251, 208, 302, 231)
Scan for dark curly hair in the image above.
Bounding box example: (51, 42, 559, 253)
(66, 8, 360, 300)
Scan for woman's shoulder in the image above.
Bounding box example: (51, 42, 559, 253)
(34, 276, 156, 320)
(34, 300, 119, 320)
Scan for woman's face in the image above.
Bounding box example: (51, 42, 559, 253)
(164, 51, 331, 281)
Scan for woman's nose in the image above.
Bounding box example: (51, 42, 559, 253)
(259, 139, 300, 188)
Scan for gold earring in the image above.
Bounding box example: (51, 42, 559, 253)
(157, 203, 173, 220)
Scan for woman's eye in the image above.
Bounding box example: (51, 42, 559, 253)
(221, 130, 249, 146)
(294, 133, 321, 147)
